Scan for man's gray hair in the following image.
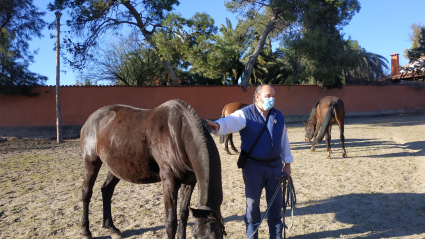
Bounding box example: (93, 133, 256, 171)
(253, 84, 267, 104)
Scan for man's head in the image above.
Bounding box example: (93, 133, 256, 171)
(254, 85, 275, 111)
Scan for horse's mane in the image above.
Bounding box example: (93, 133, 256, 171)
(172, 99, 214, 205)
(172, 99, 209, 157)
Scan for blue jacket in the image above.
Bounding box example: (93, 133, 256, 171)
(240, 104, 285, 161)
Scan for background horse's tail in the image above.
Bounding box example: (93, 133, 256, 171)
(314, 102, 336, 145)
(219, 105, 227, 144)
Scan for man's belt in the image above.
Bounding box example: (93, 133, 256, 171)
(248, 156, 280, 163)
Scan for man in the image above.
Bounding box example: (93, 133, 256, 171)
(206, 84, 293, 239)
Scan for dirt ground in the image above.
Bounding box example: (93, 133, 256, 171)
(0, 113, 424, 239)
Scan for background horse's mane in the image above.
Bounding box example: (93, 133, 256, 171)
(308, 102, 319, 123)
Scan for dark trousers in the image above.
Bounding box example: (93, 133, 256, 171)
(243, 159, 283, 239)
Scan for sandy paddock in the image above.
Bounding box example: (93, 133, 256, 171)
(0, 113, 424, 239)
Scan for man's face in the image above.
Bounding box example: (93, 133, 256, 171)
(256, 85, 275, 110)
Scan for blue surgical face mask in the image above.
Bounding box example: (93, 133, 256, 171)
(262, 97, 274, 110)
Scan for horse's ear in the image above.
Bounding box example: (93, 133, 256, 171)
(303, 121, 308, 126)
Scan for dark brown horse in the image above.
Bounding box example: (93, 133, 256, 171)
(303, 96, 347, 159)
(80, 99, 225, 239)
(218, 102, 248, 154)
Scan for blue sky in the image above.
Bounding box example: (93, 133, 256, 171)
(29, 0, 425, 86)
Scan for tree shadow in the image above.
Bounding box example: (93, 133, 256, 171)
(344, 113, 425, 127)
(120, 222, 198, 238)
(288, 113, 425, 128)
(290, 139, 425, 158)
(290, 193, 425, 238)
(223, 214, 244, 222)
(121, 225, 165, 238)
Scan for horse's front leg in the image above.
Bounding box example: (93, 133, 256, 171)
(161, 166, 181, 239)
(177, 182, 196, 239)
(311, 131, 318, 151)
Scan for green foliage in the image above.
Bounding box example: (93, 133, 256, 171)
(404, 23, 423, 59)
(80, 35, 171, 86)
(407, 26, 425, 63)
(190, 18, 254, 85)
(154, 13, 257, 85)
(0, 0, 47, 95)
(249, 40, 294, 85)
(281, 0, 361, 89)
(75, 79, 97, 86)
(344, 40, 389, 84)
(48, 0, 181, 70)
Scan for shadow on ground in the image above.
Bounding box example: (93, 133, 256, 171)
(291, 193, 425, 238)
(290, 139, 425, 158)
(220, 193, 425, 238)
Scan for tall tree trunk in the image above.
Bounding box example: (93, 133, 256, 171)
(241, 12, 280, 91)
(162, 59, 179, 84)
(123, 1, 180, 86)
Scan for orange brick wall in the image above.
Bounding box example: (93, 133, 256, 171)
(1, 85, 424, 127)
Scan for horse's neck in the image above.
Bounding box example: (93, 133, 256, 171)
(193, 133, 222, 210)
(196, 156, 222, 209)
(310, 109, 318, 127)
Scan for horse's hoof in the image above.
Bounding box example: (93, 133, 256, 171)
(225, 150, 231, 155)
(109, 228, 122, 239)
(310, 147, 315, 152)
(111, 233, 122, 239)
(342, 153, 347, 158)
(82, 230, 92, 239)
(232, 149, 239, 153)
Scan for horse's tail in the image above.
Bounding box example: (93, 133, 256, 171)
(219, 105, 227, 144)
(314, 102, 336, 145)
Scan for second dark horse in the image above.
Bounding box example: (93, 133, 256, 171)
(304, 96, 347, 159)
(80, 99, 225, 239)
(218, 102, 248, 154)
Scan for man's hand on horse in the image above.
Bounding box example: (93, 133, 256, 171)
(206, 119, 220, 132)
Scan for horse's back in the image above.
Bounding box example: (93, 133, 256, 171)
(80, 104, 161, 183)
(317, 96, 345, 124)
(223, 102, 248, 117)
(80, 100, 204, 184)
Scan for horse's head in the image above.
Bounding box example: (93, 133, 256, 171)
(191, 208, 226, 239)
(303, 121, 315, 142)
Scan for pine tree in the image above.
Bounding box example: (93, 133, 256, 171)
(0, 0, 47, 95)
(407, 27, 425, 62)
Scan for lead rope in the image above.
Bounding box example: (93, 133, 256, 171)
(247, 176, 284, 239)
(247, 172, 296, 239)
(282, 173, 296, 239)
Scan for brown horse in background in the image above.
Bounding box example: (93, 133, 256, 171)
(218, 102, 248, 154)
(303, 96, 347, 159)
(80, 100, 225, 239)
